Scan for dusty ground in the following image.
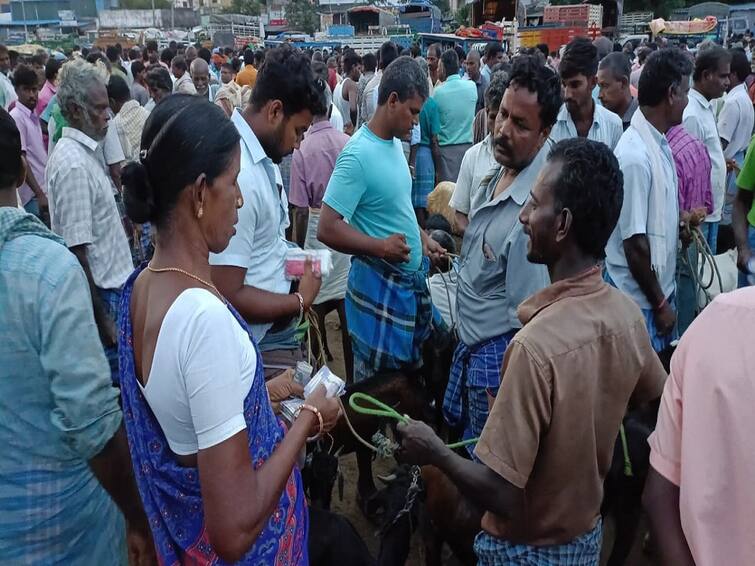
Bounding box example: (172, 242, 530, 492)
(320, 312, 651, 566)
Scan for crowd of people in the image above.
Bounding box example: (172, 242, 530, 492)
(1, 29, 754, 566)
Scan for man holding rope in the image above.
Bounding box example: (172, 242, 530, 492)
(399, 138, 666, 566)
(319, 56, 445, 382)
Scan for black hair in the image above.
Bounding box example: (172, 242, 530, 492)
(172, 54, 188, 72)
(343, 49, 361, 73)
(427, 43, 441, 58)
(231, 57, 242, 73)
(106, 45, 119, 63)
(379, 41, 399, 71)
(536, 43, 549, 58)
(251, 44, 320, 117)
(636, 46, 652, 65)
(454, 45, 466, 62)
(362, 52, 377, 73)
(425, 213, 451, 232)
(693, 45, 731, 82)
(730, 48, 750, 83)
(377, 56, 429, 105)
(548, 138, 623, 259)
(484, 70, 508, 110)
(638, 48, 693, 107)
(131, 60, 145, 75)
(243, 48, 254, 65)
(254, 50, 265, 66)
(598, 52, 631, 82)
(11, 64, 38, 89)
(198, 47, 211, 64)
(160, 48, 174, 66)
(221, 62, 234, 72)
(441, 49, 459, 77)
(309, 61, 330, 117)
(123, 95, 240, 228)
(485, 42, 503, 60)
(31, 53, 46, 67)
(146, 66, 173, 93)
(559, 37, 598, 79)
(86, 52, 110, 72)
(429, 229, 456, 256)
(129, 47, 140, 60)
(107, 74, 131, 103)
(507, 55, 562, 129)
(45, 58, 61, 81)
(0, 107, 22, 190)
(410, 43, 420, 58)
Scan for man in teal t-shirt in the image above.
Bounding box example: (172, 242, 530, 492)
(319, 56, 445, 382)
(433, 48, 478, 182)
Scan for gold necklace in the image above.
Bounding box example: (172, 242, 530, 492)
(146, 264, 227, 304)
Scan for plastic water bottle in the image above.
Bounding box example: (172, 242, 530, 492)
(747, 258, 755, 286)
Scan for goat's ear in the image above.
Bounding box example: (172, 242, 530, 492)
(333, 445, 344, 458)
(377, 473, 398, 484)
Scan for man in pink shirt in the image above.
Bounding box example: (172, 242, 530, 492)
(35, 58, 59, 117)
(643, 287, 755, 565)
(9, 64, 47, 219)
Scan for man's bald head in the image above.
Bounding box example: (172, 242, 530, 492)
(191, 57, 210, 95)
(466, 49, 481, 80)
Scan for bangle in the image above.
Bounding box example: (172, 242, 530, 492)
(294, 291, 305, 321)
(654, 297, 668, 312)
(296, 403, 323, 441)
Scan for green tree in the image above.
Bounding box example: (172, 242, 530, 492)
(453, 3, 470, 27)
(225, 0, 263, 15)
(286, 0, 319, 35)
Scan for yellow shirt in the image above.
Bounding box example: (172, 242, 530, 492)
(235, 65, 257, 88)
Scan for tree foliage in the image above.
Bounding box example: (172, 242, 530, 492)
(225, 0, 263, 15)
(286, 0, 319, 35)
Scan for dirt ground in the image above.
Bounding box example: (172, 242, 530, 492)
(320, 312, 652, 566)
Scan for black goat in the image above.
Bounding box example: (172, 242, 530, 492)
(301, 442, 343, 511)
(308, 507, 376, 566)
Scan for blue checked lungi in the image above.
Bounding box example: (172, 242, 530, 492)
(443, 332, 516, 455)
(412, 145, 436, 209)
(474, 518, 602, 566)
(346, 255, 441, 381)
(98, 286, 122, 385)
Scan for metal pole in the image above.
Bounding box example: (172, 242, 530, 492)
(20, 0, 28, 41)
(152, 0, 156, 27)
(171, 1, 174, 29)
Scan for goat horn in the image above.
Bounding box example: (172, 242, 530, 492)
(377, 473, 397, 484)
(333, 445, 344, 458)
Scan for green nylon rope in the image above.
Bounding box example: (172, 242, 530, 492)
(348, 392, 479, 450)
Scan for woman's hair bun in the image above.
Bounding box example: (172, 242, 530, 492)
(122, 161, 156, 224)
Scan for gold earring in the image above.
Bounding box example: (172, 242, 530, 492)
(197, 206, 204, 219)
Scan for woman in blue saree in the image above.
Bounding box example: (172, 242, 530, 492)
(117, 94, 341, 565)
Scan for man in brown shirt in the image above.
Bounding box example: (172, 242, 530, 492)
(399, 138, 666, 565)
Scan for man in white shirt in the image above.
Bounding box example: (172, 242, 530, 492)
(449, 71, 506, 235)
(481, 42, 504, 82)
(362, 42, 399, 126)
(171, 55, 197, 95)
(46, 58, 134, 383)
(551, 38, 623, 150)
(718, 48, 754, 227)
(0, 44, 17, 110)
(606, 48, 692, 360)
(682, 46, 731, 253)
(210, 45, 322, 378)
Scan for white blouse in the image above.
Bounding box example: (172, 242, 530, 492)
(140, 288, 257, 455)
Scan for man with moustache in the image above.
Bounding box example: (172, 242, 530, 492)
(400, 138, 665, 565)
(442, 56, 555, 451)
